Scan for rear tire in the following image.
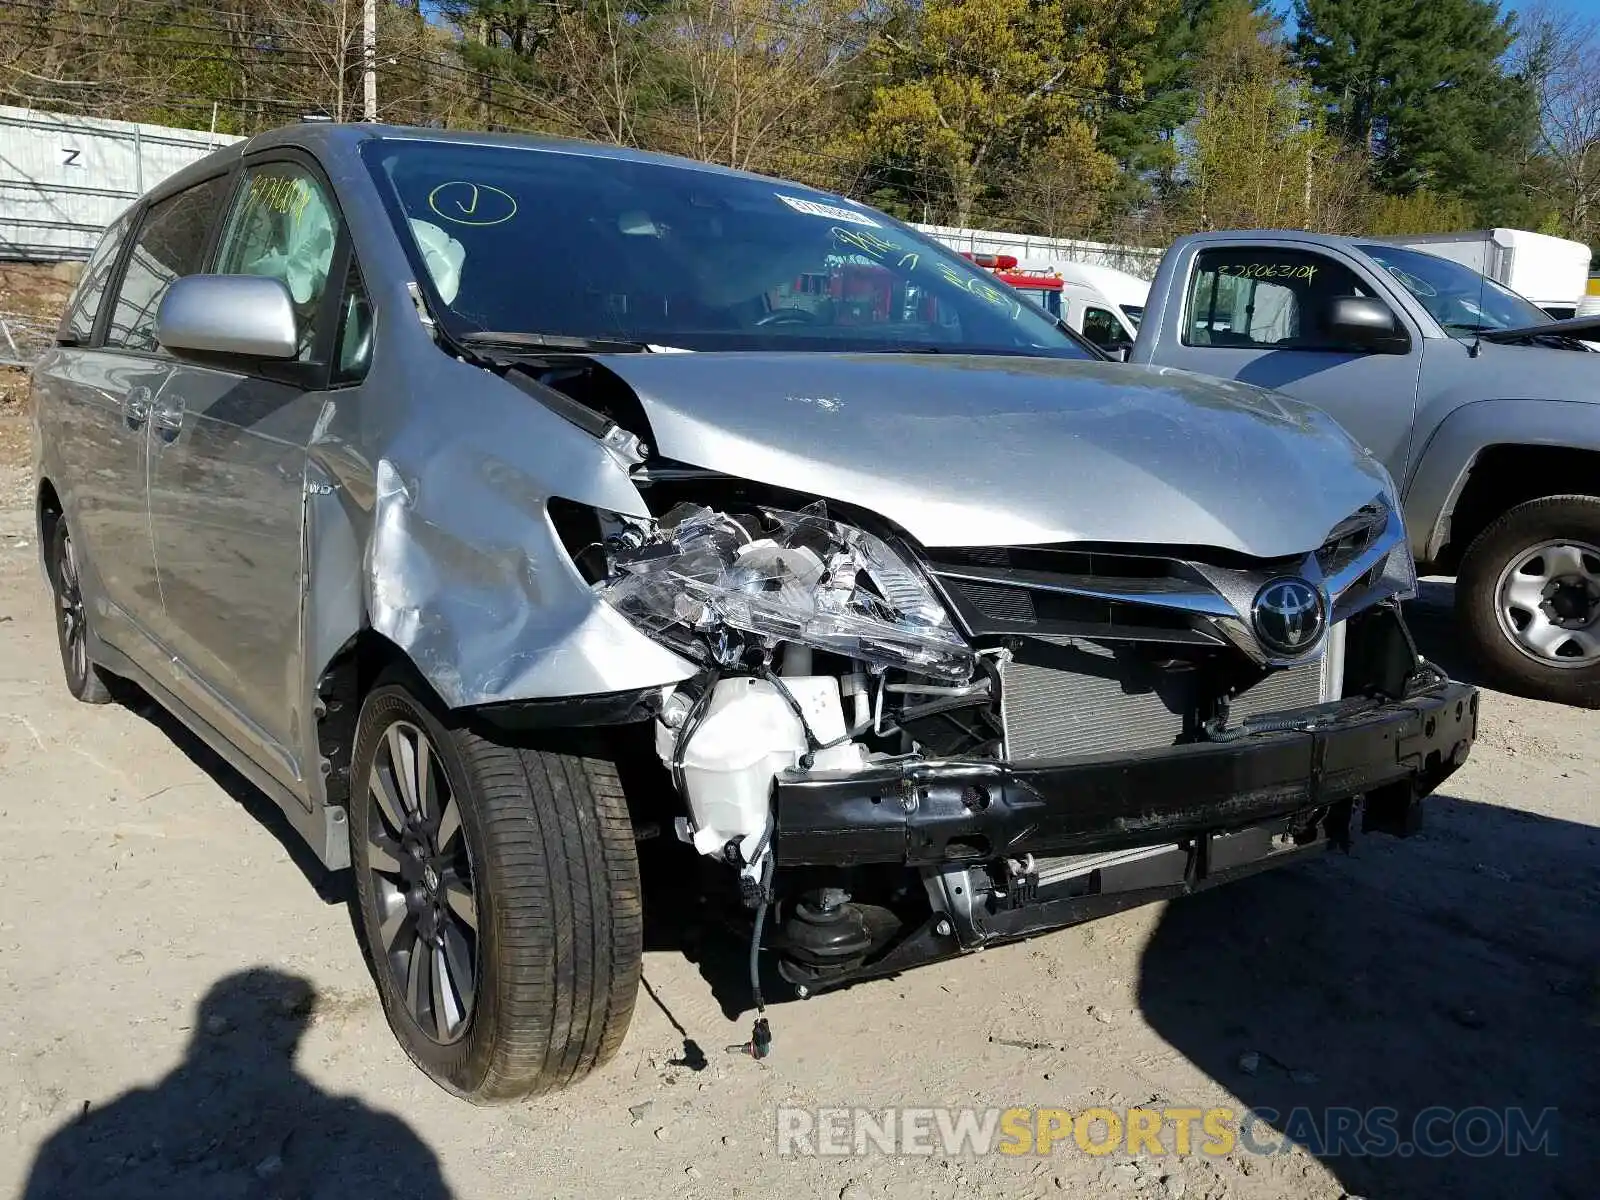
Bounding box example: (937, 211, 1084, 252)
(47, 517, 114, 705)
(349, 677, 642, 1102)
(1456, 495, 1600, 708)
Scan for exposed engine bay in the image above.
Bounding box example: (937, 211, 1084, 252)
(295, 334, 1444, 1079)
(534, 389, 1470, 1006)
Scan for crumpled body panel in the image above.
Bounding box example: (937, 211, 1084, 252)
(311, 351, 696, 712)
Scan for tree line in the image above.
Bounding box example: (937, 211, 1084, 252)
(3, 0, 1597, 257)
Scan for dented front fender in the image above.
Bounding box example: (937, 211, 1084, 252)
(304, 348, 695, 712)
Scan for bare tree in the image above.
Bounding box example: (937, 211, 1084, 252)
(656, 0, 869, 175)
(1519, 2, 1600, 245)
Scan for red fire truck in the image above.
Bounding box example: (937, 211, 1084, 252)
(961, 253, 1065, 318)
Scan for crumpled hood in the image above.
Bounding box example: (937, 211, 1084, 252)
(593, 352, 1391, 558)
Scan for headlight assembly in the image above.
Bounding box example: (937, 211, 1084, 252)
(1319, 491, 1417, 622)
(595, 501, 975, 680)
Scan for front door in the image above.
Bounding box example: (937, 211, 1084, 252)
(1151, 244, 1427, 480)
(146, 159, 348, 791)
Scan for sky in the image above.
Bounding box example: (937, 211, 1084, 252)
(1274, 0, 1600, 35)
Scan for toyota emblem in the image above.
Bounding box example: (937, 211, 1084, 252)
(1251, 577, 1325, 656)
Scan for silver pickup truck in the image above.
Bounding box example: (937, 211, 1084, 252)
(1131, 230, 1600, 706)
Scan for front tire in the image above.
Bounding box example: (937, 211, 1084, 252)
(1457, 495, 1600, 708)
(47, 517, 114, 705)
(349, 679, 642, 1102)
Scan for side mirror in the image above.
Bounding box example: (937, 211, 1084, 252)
(1328, 295, 1407, 353)
(1107, 342, 1132, 362)
(156, 275, 299, 360)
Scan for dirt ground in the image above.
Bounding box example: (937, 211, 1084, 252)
(0, 266, 74, 415)
(0, 411, 1596, 1200)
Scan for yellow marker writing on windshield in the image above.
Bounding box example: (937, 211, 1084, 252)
(427, 181, 518, 227)
(832, 226, 900, 260)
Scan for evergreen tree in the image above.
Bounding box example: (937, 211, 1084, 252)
(1293, 0, 1538, 224)
(1098, 0, 1273, 215)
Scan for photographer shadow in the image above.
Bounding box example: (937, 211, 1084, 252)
(22, 968, 450, 1200)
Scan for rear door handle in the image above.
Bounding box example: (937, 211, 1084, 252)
(153, 395, 186, 441)
(123, 385, 152, 429)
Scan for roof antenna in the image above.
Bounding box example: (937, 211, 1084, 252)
(1469, 229, 1488, 359)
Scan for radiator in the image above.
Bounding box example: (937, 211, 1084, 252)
(1000, 625, 1344, 761)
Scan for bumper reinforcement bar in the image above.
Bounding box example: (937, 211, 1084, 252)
(772, 681, 1478, 868)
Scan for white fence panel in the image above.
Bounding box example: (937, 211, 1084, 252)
(0, 106, 243, 260)
(911, 221, 1163, 278)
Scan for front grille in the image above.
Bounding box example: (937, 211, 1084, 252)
(930, 519, 1387, 647)
(934, 539, 1355, 761)
(927, 544, 1257, 645)
(951, 580, 1038, 624)
(1001, 640, 1338, 761)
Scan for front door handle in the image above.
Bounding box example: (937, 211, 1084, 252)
(153, 396, 186, 441)
(123, 385, 152, 430)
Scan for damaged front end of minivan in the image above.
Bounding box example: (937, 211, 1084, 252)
(500, 358, 1479, 1008)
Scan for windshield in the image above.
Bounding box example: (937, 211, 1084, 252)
(1357, 243, 1549, 337)
(361, 138, 1091, 358)
(1121, 304, 1144, 329)
(1010, 287, 1062, 318)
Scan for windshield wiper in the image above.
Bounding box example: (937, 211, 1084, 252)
(1480, 313, 1600, 344)
(462, 331, 653, 353)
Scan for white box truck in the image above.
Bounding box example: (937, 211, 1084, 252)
(1372, 228, 1591, 318)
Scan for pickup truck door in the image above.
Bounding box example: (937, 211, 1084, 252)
(1138, 241, 1427, 480)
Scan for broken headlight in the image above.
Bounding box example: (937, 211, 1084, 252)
(596, 502, 975, 680)
(1318, 487, 1417, 621)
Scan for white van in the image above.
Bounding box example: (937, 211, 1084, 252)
(973, 254, 1145, 353)
(1058, 277, 1140, 352)
(1054, 261, 1151, 333)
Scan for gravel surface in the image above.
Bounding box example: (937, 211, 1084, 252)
(0, 436, 1595, 1200)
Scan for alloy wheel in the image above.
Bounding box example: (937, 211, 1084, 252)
(1494, 539, 1600, 667)
(365, 719, 479, 1044)
(55, 528, 89, 686)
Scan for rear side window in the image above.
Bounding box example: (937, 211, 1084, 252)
(105, 175, 230, 352)
(59, 213, 132, 346)
(1184, 248, 1370, 350)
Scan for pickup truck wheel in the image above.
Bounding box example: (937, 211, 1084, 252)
(349, 679, 642, 1102)
(1457, 495, 1600, 708)
(47, 518, 114, 705)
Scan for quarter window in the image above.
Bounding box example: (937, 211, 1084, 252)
(104, 176, 230, 351)
(215, 163, 340, 361)
(334, 260, 373, 385)
(1184, 248, 1372, 350)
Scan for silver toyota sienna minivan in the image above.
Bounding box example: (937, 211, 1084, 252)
(32, 122, 1477, 1102)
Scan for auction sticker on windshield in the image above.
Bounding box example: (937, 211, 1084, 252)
(777, 193, 880, 227)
